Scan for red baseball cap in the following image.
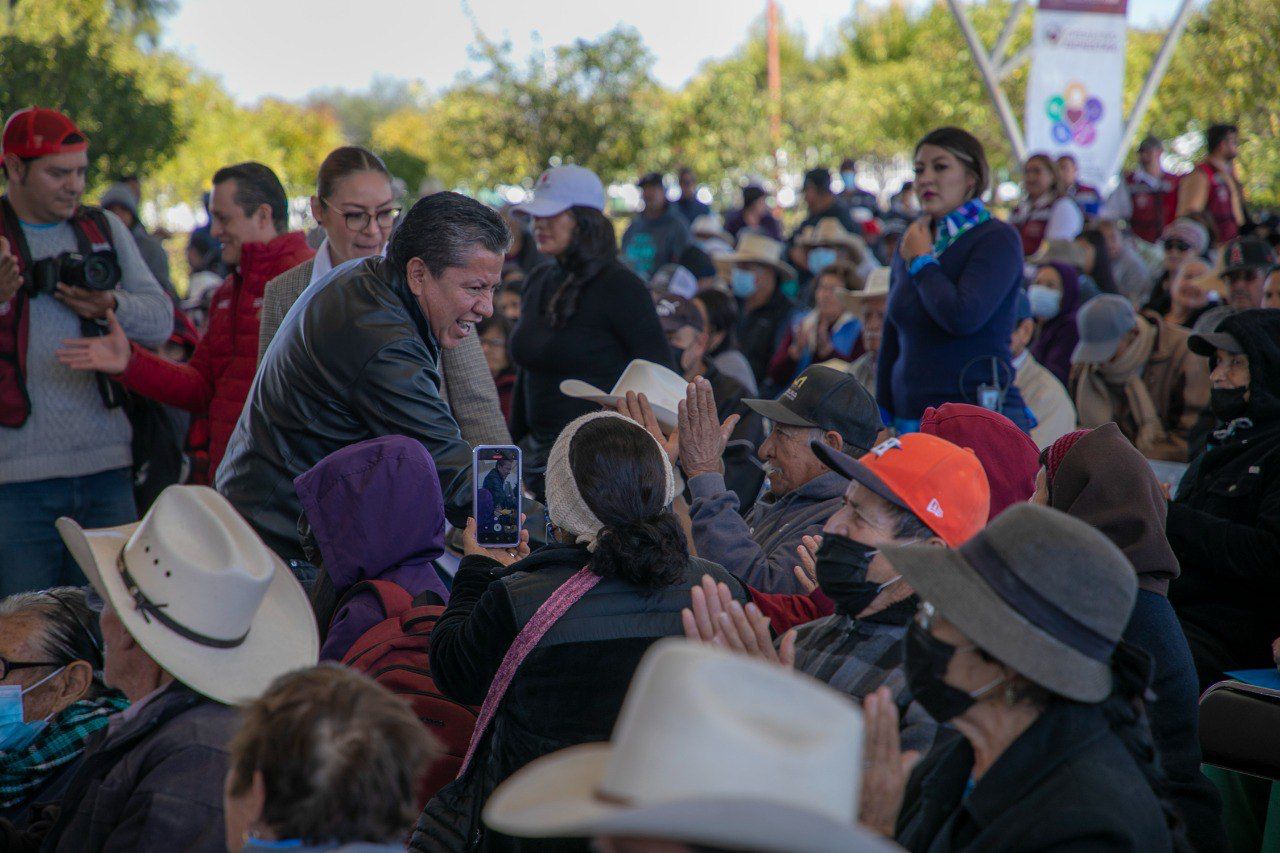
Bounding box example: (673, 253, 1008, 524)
(811, 433, 990, 547)
(3, 108, 89, 159)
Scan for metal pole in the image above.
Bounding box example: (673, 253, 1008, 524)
(947, 0, 1028, 162)
(1103, 0, 1196, 182)
(991, 0, 1027, 66)
(766, 0, 782, 157)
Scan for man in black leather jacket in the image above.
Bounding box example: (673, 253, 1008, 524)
(216, 192, 510, 561)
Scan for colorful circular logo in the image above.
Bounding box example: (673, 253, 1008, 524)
(1045, 81, 1103, 147)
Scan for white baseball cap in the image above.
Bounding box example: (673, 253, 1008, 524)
(512, 165, 606, 218)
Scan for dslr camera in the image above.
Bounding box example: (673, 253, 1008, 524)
(27, 250, 121, 296)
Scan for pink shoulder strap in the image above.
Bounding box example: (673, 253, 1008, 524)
(458, 566, 601, 776)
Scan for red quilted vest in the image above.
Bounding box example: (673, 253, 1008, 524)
(1198, 161, 1241, 246)
(118, 231, 312, 473)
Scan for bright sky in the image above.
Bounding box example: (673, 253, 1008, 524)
(163, 0, 1188, 105)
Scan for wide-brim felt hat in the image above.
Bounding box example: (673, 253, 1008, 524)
(57, 486, 318, 705)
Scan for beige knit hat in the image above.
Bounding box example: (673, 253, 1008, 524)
(545, 411, 676, 549)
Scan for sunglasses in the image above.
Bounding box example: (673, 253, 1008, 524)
(1163, 239, 1192, 252)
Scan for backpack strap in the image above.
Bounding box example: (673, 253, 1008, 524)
(330, 578, 415, 632)
(458, 566, 601, 777)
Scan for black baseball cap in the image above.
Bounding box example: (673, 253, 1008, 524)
(1188, 305, 1243, 357)
(1221, 237, 1275, 276)
(743, 365, 882, 452)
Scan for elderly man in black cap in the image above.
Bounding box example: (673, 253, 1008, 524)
(679, 364, 882, 594)
(1220, 236, 1276, 311)
(620, 171, 691, 280)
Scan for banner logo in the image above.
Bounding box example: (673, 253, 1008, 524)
(1046, 81, 1104, 147)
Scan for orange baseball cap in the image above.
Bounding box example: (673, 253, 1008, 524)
(3, 108, 88, 160)
(811, 433, 990, 546)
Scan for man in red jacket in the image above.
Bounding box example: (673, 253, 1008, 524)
(57, 162, 313, 476)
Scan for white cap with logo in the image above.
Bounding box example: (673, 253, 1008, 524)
(512, 165, 606, 218)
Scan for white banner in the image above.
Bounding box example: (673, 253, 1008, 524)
(1024, 0, 1129, 188)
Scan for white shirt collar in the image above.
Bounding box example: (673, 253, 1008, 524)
(309, 238, 335, 286)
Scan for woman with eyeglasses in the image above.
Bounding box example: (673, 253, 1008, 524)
(0, 588, 125, 828)
(1142, 217, 1213, 317)
(256, 147, 509, 450)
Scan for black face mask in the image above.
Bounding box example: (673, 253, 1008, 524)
(1210, 386, 1250, 422)
(903, 621, 1005, 723)
(814, 534, 901, 618)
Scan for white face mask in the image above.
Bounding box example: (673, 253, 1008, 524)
(1027, 284, 1062, 320)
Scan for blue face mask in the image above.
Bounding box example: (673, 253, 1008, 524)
(1027, 284, 1062, 320)
(807, 247, 838, 276)
(730, 268, 757, 298)
(841, 171, 858, 189)
(0, 666, 64, 754)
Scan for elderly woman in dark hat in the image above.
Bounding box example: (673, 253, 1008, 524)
(858, 503, 1178, 851)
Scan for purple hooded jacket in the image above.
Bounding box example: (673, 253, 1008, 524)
(295, 435, 449, 662)
(1029, 260, 1083, 386)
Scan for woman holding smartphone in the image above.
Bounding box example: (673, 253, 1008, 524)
(877, 127, 1031, 434)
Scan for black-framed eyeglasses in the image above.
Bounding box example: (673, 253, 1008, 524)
(321, 198, 400, 233)
(1163, 239, 1191, 252)
(0, 657, 62, 681)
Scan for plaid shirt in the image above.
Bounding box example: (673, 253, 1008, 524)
(934, 198, 992, 257)
(792, 613, 939, 755)
(0, 694, 128, 810)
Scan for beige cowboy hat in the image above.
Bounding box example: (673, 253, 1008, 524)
(483, 639, 892, 852)
(560, 359, 688, 433)
(713, 231, 797, 281)
(1029, 239, 1088, 270)
(847, 266, 890, 302)
(57, 485, 318, 705)
(799, 217, 872, 259)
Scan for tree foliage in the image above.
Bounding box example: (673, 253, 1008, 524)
(6, 0, 1280, 210)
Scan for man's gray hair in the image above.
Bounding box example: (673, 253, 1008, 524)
(0, 587, 109, 698)
(386, 191, 511, 280)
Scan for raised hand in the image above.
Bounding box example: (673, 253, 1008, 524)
(676, 376, 739, 479)
(616, 390, 679, 464)
(56, 309, 132, 375)
(0, 238, 20, 304)
(793, 533, 823, 593)
(858, 686, 921, 837)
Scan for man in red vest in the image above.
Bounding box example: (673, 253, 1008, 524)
(1177, 122, 1246, 246)
(1055, 154, 1102, 218)
(57, 162, 313, 478)
(1103, 135, 1178, 244)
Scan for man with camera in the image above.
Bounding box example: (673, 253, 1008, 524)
(0, 107, 173, 595)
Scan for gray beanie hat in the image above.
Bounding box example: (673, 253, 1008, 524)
(545, 411, 676, 549)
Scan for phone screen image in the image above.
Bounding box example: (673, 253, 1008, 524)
(474, 445, 522, 547)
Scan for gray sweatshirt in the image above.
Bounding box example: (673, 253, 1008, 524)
(620, 206, 691, 280)
(0, 210, 173, 484)
(688, 469, 847, 594)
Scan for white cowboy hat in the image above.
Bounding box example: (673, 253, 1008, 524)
(483, 640, 889, 852)
(848, 266, 891, 301)
(713, 232, 797, 281)
(57, 485, 318, 705)
(560, 360, 688, 433)
(690, 213, 734, 247)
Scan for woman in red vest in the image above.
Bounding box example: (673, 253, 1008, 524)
(1008, 153, 1083, 258)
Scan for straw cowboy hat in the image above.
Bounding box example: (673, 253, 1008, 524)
(1029, 239, 1088, 270)
(848, 266, 890, 302)
(57, 485, 318, 705)
(799, 217, 872, 259)
(483, 639, 893, 852)
(713, 232, 797, 281)
(560, 359, 688, 433)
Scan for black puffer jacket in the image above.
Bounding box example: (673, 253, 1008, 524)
(216, 256, 474, 561)
(1169, 309, 1280, 686)
(410, 542, 748, 852)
